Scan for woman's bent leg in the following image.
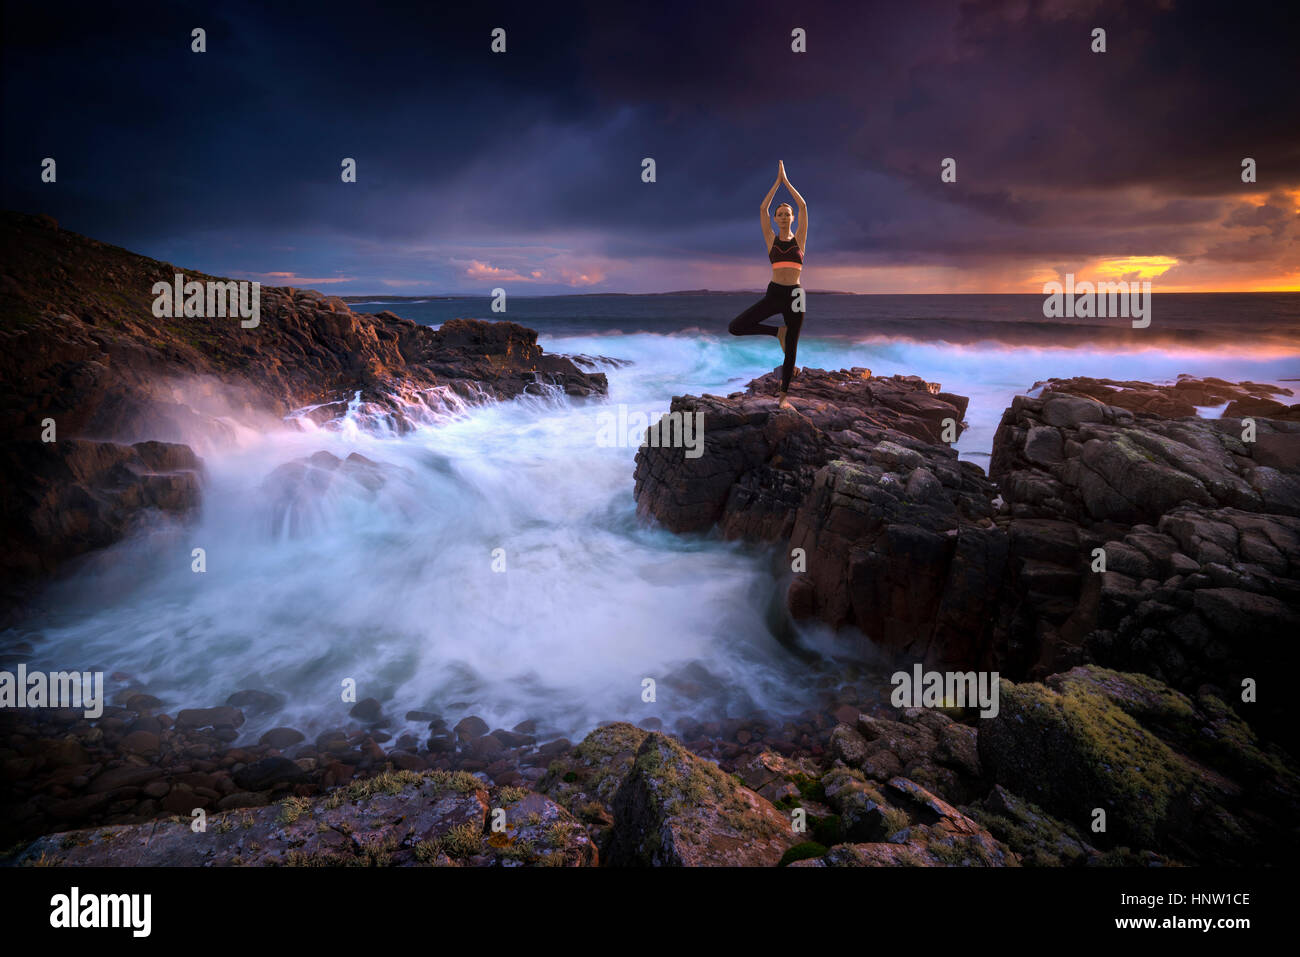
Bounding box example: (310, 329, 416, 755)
(728, 288, 782, 337)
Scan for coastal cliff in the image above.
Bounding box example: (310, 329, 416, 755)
(0, 211, 606, 609)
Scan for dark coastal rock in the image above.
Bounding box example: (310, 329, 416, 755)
(829, 708, 986, 804)
(989, 376, 1300, 733)
(225, 690, 285, 714)
(0, 438, 202, 594)
(0, 211, 608, 608)
(795, 774, 1017, 867)
(976, 665, 1300, 864)
(258, 728, 306, 749)
(232, 756, 305, 791)
(634, 368, 1001, 669)
(348, 697, 386, 723)
(11, 769, 594, 867)
(175, 707, 244, 731)
(634, 368, 975, 538)
(453, 716, 490, 743)
(964, 785, 1101, 866)
(537, 722, 650, 817)
(603, 731, 798, 866)
(991, 376, 1300, 524)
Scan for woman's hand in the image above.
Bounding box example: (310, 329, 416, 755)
(778, 160, 787, 183)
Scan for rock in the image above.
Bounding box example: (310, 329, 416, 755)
(634, 368, 1004, 670)
(217, 791, 270, 810)
(0, 211, 608, 611)
(11, 770, 593, 867)
(604, 732, 799, 866)
(348, 698, 384, 723)
(976, 666, 1298, 863)
(1041, 394, 1105, 428)
(87, 766, 164, 794)
(0, 438, 202, 599)
(829, 725, 870, 766)
(965, 785, 1100, 866)
(258, 727, 306, 749)
(453, 716, 490, 742)
(119, 731, 160, 755)
(175, 707, 244, 731)
(123, 693, 164, 712)
(537, 724, 649, 815)
(490, 728, 536, 748)
(232, 757, 306, 791)
(225, 690, 285, 715)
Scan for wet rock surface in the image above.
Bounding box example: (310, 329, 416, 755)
(11, 768, 593, 867)
(634, 368, 1000, 669)
(3, 659, 1297, 865)
(625, 371, 1300, 865)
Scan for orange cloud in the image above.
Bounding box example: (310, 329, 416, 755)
(243, 271, 355, 284)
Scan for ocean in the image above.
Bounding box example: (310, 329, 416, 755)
(10, 293, 1300, 746)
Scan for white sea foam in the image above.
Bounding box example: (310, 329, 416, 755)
(9, 331, 1296, 744)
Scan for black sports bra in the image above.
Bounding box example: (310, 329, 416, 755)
(769, 234, 803, 267)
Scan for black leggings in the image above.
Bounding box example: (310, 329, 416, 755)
(728, 281, 804, 392)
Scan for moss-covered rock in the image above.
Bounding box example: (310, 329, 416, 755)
(977, 665, 1295, 862)
(536, 722, 649, 822)
(605, 732, 798, 866)
(11, 770, 594, 867)
(964, 785, 1100, 866)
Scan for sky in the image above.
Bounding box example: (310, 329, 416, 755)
(2, 0, 1297, 295)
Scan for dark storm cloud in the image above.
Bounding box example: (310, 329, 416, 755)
(1, 0, 1295, 291)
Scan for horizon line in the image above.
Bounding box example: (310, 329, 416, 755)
(340, 288, 1300, 301)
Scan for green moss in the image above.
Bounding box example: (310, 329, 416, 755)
(792, 773, 827, 803)
(444, 822, 483, 858)
(496, 838, 537, 862)
(928, 839, 976, 866)
(997, 673, 1201, 849)
(498, 786, 528, 805)
(277, 796, 312, 825)
(414, 839, 443, 863)
(779, 842, 828, 867)
(545, 821, 575, 848)
(811, 813, 844, 847)
(881, 807, 910, 837)
(573, 723, 649, 764)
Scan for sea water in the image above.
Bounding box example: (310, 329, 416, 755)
(8, 293, 1299, 746)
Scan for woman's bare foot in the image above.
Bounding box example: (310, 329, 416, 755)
(778, 391, 793, 409)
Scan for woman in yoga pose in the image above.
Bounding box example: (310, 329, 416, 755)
(729, 160, 808, 409)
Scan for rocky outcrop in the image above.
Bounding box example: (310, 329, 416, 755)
(635, 372, 1299, 737)
(634, 368, 1001, 668)
(828, 707, 986, 805)
(605, 731, 797, 866)
(990, 376, 1300, 524)
(976, 666, 1300, 864)
(0, 438, 201, 583)
(538, 722, 799, 866)
(10, 768, 595, 866)
(989, 376, 1300, 735)
(0, 212, 608, 608)
(7, 665, 1298, 866)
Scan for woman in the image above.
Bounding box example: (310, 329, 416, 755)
(728, 160, 808, 409)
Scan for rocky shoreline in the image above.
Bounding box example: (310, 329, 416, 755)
(2, 212, 1298, 866)
(0, 211, 607, 615)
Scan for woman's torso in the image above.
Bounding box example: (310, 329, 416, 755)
(769, 233, 803, 286)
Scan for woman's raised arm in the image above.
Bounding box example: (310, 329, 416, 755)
(780, 164, 809, 250)
(759, 168, 781, 247)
